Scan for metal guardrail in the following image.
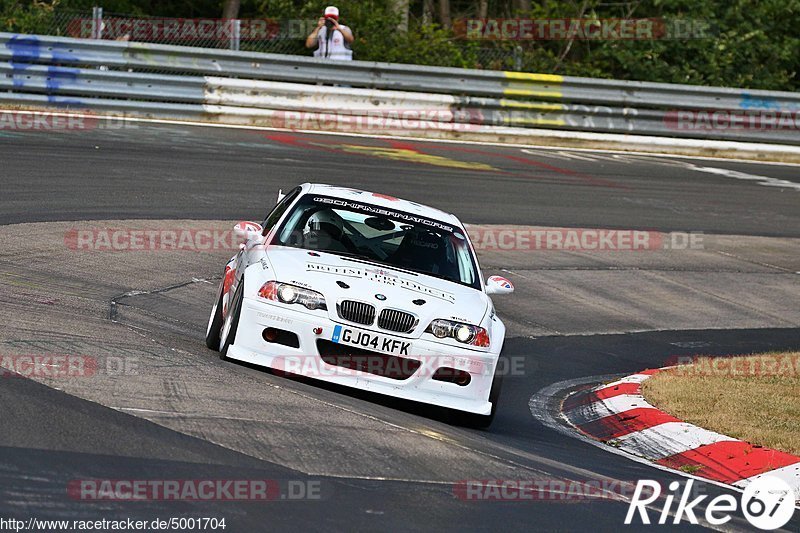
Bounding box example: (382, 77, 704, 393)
(1, 32, 798, 144)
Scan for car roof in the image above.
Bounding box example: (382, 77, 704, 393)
(303, 183, 461, 226)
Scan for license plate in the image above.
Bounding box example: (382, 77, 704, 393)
(332, 325, 411, 356)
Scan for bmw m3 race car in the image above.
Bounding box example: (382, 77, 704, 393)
(205, 183, 514, 427)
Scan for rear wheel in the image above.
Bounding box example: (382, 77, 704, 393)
(219, 278, 244, 360)
(205, 283, 225, 351)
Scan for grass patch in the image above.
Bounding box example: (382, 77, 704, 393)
(679, 464, 704, 474)
(642, 352, 800, 456)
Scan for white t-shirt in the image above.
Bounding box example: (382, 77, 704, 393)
(313, 26, 353, 61)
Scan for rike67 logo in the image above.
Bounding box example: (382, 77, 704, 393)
(625, 477, 796, 530)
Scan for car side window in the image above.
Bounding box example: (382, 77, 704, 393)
(261, 187, 301, 236)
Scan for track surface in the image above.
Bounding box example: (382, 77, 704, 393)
(1, 123, 799, 532)
(2, 124, 800, 236)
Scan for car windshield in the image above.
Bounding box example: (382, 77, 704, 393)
(273, 194, 481, 289)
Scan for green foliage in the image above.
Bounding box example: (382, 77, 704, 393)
(504, 0, 798, 90)
(1, 1, 62, 35)
(1, 0, 797, 91)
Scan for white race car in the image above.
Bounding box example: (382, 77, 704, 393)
(206, 184, 514, 427)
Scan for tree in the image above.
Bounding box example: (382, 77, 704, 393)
(391, 0, 410, 32)
(422, 0, 435, 24)
(513, 0, 531, 12)
(222, 0, 240, 19)
(438, 0, 451, 29)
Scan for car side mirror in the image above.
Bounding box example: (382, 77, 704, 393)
(233, 221, 264, 243)
(486, 275, 514, 295)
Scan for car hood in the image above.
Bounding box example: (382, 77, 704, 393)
(263, 247, 489, 337)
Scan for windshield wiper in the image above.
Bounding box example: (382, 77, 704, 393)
(336, 254, 421, 277)
(323, 250, 380, 263)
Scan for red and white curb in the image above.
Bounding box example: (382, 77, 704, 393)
(562, 368, 800, 504)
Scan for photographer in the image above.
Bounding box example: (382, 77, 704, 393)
(305, 6, 354, 61)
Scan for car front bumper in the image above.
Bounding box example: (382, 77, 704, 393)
(226, 297, 499, 415)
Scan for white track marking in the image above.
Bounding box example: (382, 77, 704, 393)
(550, 150, 602, 162)
(733, 463, 800, 502)
(688, 165, 800, 191)
(616, 422, 735, 459)
(564, 395, 653, 426)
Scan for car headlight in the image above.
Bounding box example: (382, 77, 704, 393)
(426, 319, 490, 347)
(258, 281, 327, 311)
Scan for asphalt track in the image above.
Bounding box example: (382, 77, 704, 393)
(1, 122, 799, 532)
(2, 122, 800, 236)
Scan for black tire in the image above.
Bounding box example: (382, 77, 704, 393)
(220, 278, 244, 360)
(454, 363, 504, 429)
(205, 284, 225, 351)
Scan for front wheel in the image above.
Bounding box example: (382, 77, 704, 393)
(219, 278, 244, 360)
(205, 282, 225, 351)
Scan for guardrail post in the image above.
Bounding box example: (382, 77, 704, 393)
(91, 6, 104, 40)
(513, 45, 522, 72)
(230, 19, 241, 51)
